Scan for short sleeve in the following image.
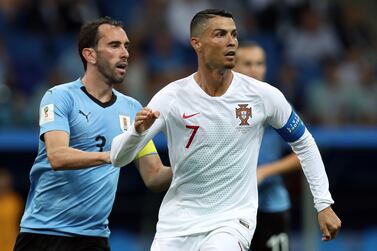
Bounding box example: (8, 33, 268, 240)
(39, 88, 71, 140)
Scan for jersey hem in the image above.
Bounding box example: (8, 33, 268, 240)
(20, 227, 110, 238)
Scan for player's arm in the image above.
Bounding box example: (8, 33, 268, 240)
(112, 87, 173, 167)
(111, 107, 162, 167)
(135, 155, 172, 192)
(257, 153, 300, 184)
(45, 130, 110, 171)
(266, 88, 334, 211)
(133, 140, 172, 192)
(265, 85, 341, 240)
(287, 126, 341, 240)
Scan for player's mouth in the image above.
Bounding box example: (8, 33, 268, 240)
(225, 51, 236, 59)
(115, 62, 128, 74)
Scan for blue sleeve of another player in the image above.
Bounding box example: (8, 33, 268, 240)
(39, 87, 71, 140)
(275, 110, 306, 143)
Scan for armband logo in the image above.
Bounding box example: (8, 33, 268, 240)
(287, 113, 301, 133)
(39, 104, 54, 125)
(119, 115, 130, 132)
(235, 104, 252, 126)
(277, 111, 305, 142)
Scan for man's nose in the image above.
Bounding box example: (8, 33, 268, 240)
(227, 34, 237, 47)
(120, 46, 129, 58)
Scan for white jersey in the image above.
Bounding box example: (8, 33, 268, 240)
(111, 71, 334, 239)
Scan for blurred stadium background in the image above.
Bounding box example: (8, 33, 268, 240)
(0, 0, 377, 250)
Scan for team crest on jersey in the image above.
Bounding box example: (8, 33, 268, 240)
(39, 104, 54, 125)
(119, 115, 130, 132)
(235, 104, 252, 126)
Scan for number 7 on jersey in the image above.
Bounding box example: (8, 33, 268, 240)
(185, 125, 199, 148)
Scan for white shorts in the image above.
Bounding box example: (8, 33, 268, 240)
(151, 226, 250, 251)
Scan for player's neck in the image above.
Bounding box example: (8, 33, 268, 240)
(194, 67, 233, 97)
(81, 71, 113, 103)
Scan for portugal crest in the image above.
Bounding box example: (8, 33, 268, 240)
(235, 104, 252, 126)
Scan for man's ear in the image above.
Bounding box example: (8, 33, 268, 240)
(82, 48, 97, 65)
(190, 37, 201, 52)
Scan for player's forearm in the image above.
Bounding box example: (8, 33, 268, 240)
(111, 125, 151, 167)
(136, 153, 172, 192)
(47, 146, 109, 170)
(259, 153, 301, 177)
(141, 165, 172, 192)
(289, 129, 334, 212)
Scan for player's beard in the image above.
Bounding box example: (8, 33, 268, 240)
(224, 61, 236, 69)
(205, 57, 235, 71)
(96, 54, 125, 86)
(224, 54, 236, 69)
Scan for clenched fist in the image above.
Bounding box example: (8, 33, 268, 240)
(134, 107, 160, 134)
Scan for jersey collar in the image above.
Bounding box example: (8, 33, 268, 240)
(80, 86, 117, 108)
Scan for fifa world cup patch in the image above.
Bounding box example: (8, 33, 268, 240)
(119, 115, 131, 132)
(39, 104, 54, 125)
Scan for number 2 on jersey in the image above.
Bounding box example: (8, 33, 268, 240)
(185, 125, 199, 148)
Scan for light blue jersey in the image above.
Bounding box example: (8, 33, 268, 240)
(257, 127, 290, 213)
(20, 79, 143, 237)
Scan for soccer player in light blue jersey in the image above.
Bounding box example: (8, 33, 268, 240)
(234, 42, 302, 251)
(14, 17, 172, 251)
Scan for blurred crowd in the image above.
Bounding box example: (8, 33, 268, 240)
(0, 0, 377, 128)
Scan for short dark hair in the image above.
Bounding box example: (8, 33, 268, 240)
(78, 17, 124, 71)
(190, 9, 233, 37)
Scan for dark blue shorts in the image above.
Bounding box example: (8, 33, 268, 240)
(13, 232, 110, 251)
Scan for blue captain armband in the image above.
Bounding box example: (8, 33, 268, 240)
(275, 111, 306, 142)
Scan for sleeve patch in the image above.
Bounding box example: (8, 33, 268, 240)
(39, 104, 55, 125)
(275, 111, 305, 142)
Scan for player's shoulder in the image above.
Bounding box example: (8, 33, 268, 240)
(113, 89, 142, 108)
(233, 71, 283, 98)
(153, 74, 193, 98)
(47, 79, 82, 95)
(41, 79, 82, 104)
(233, 72, 275, 91)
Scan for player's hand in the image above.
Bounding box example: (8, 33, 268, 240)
(318, 206, 341, 241)
(134, 107, 160, 134)
(102, 151, 111, 164)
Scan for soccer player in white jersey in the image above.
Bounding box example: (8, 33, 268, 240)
(111, 9, 341, 251)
